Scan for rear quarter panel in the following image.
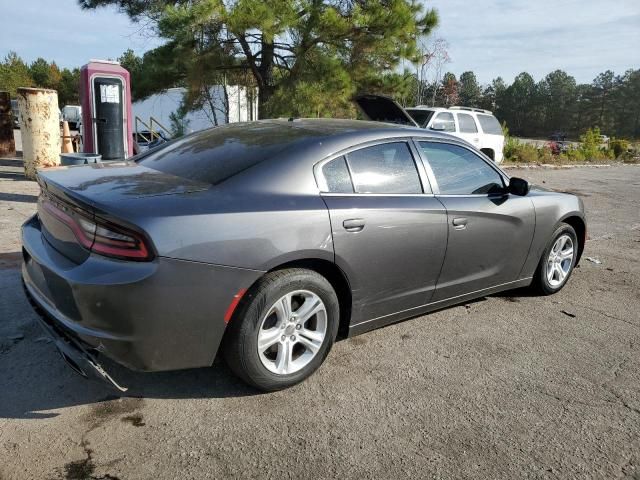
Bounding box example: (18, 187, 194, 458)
(100, 150, 335, 272)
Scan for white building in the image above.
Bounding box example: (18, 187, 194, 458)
(132, 86, 258, 136)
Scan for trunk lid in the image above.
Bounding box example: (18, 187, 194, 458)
(36, 161, 208, 263)
(353, 94, 419, 127)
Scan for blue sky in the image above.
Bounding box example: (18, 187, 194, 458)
(1, 0, 639, 85)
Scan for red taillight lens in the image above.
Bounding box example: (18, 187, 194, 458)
(42, 199, 153, 261)
(91, 221, 152, 260)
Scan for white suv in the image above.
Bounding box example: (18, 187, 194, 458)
(406, 106, 505, 163)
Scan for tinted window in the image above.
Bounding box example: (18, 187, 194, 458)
(346, 142, 422, 194)
(406, 109, 435, 128)
(137, 123, 326, 185)
(431, 112, 455, 132)
(476, 114, 502, 135)
(319, 156, 353, 193)
(457, 113, 478, 133)
(419, 142, 504, 195)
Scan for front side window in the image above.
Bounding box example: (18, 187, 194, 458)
(346, 142, 422, 194)
(419, 142, 504, 195)
(318, 156, 353, 193)
(430, 112, 456, 132)
(457, 113, 478, 133)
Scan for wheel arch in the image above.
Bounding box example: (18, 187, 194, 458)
(480, 147, 495, 160)
(232, 258, 353, 339)
(560, 214, 586, 264)
(268, 259, 353, 339)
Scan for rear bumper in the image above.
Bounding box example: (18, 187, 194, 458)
(21, 214, 263, 373)
(23, 279, 128, 391)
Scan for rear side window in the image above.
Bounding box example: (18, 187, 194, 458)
(476, 114, 502, 135)
(346, 142, 422, 194)
(319, 156, 353, 193)
(457, 113, 478, 133)
(419, 142, 504, 195)
(431, 112, 455, 132)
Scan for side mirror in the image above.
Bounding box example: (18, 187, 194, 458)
(429, 123, 445, 131)
(508, 177, 530, 196)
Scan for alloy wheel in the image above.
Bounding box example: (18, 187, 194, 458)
(257, 290, 327, 375)
(546, 234, 574, 287)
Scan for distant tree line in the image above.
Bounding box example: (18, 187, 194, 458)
(410, 68, 640, 139)
(0, 52, 80, 107)
(2, 44, 639, 141)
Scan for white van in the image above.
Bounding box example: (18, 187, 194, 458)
(406, 106, 505, 163)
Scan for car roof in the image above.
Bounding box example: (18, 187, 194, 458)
(188, 118, 457, 160)
(226, 117, 452, 140)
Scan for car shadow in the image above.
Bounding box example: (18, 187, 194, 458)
(0, 340, 261, 420)
(0, 269, 261, 420)
(0, 158, 23, 168)
(1, 265, 541, 420)
(0, 191, 37, 203)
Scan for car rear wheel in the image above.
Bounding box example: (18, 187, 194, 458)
(533, 223, 578, 295)
(222, 268, 339, 391)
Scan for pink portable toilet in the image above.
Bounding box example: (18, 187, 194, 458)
(80, 60, 133, 159)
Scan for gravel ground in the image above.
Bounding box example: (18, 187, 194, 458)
(0, 158, 639, 480)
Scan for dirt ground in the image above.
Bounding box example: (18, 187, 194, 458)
(0, 158, 639, 480)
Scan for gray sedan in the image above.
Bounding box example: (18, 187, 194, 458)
(21, 116, 585, 391)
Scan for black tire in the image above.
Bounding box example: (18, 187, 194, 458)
(533, 223, 578, 295)
(222, 268, 339, 391)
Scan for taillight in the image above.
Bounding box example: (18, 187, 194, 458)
(42, 199, 153, 261)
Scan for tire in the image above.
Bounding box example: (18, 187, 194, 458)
(533, 223, 578, 295)
(222, 268, 339, 391)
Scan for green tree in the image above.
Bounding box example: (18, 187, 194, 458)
(0, 51, 34, 95)
(57, 68, 81, 106)
(591, 70, 615, 130)
(81, 0, 438, 119)
(540, 70, 577, 134)
(458, 71, 481, 107)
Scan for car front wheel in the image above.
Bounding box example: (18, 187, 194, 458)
(534, 223, 578, 295)
(222, 268, 339, 391)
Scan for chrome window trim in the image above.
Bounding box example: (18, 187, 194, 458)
(313, 137, 432, 195)
(320, 192, 436, 198)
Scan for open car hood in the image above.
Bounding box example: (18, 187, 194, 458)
(353, 94, 419, 127)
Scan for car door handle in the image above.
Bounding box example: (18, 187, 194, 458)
(452, 217, 468, 229)
(343, 218, 365, 232)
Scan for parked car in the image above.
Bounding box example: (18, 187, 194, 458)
(22, 95, 585, 391)
(61, 105, 82, 129)
(404, 104, 505, 163)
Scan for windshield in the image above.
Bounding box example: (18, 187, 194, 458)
(406, 109, 435, 128)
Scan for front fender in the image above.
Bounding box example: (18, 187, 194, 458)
(519, 191, 586, 278)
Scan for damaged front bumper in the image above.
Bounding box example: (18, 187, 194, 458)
(22, 279, 128, 392)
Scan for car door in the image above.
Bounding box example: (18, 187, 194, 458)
(317, 140, 448, 325)
(415, 140, 535, 301)
(455, 112, 481, 150)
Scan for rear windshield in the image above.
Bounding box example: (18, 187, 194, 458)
(136, 122, 315, 185)
(476, 114, 503, 135)
(406, 109, 435, 128)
